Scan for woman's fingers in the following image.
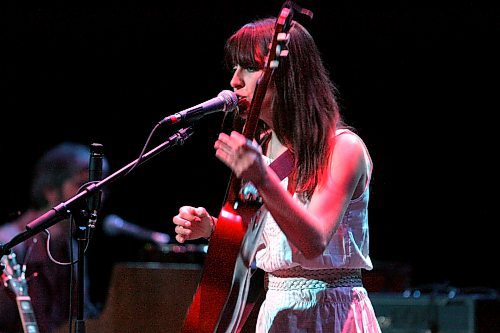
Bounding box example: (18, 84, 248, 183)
(175, 234, 186, 243)
(175, 225, 191, 236)
(177, 206, 201, 224)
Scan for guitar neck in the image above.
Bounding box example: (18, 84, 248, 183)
(15, 295, 40, 333)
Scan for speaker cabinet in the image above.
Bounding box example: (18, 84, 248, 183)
(370, 292, 500, 333)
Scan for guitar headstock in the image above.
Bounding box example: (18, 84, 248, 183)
(264, 4, 292, 71)
(1, 251, 29, 297)
(265, 0, 314, 70)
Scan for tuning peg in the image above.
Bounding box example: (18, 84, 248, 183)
(21, 264, 27, 280)
(277, 32, 289, 42)
(275, 44, 282, 58)
(1, 275, 8, 288)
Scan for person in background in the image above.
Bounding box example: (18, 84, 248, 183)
(0, 142, 109, 333)
(172, 17, 382, 332)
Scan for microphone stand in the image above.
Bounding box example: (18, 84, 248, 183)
(73, 202, 91, 333)
(0, 126, 194, 333)
(72, 142, 103, 333)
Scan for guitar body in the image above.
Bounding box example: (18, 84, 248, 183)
(181, 201, 266, 333)
(182, 149, 294, 333)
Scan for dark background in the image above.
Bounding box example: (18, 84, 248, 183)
(1, 0, 498, 309)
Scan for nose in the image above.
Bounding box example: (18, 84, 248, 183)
(230, 67, 244, 89)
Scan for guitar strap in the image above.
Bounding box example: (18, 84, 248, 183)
(269, 149, 295, 182)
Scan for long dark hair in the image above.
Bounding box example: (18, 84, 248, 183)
(225, 18, 343, 198)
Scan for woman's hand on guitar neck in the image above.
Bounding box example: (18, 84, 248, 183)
(173, 206, 216, 243)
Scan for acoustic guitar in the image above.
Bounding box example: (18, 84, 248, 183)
(181, 2, 312, 332)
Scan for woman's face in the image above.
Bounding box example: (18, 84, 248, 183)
(230, 65, 274, 128)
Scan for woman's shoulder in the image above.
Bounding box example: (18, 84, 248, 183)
(334, 128, 372, 175)
(334, 128, 366, 149)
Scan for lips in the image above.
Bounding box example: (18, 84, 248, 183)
(237, 97, 250, 115)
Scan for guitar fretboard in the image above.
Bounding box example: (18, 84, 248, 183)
(16, 295, 40, 333)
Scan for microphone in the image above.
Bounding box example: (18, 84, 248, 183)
(102, 214, 170, 246)
(159, 90, 238, 125)
(88, 143, 104, 224)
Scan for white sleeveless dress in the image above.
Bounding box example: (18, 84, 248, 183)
(254, 129, 381, 333)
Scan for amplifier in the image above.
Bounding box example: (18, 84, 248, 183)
(370, 292, 500, 333)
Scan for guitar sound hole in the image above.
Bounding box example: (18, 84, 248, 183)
(239, 182, 263, 204)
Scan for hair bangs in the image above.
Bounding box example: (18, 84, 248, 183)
(225, 19, 274, 70)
